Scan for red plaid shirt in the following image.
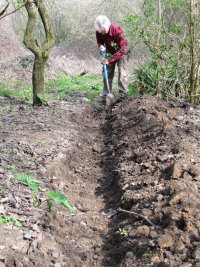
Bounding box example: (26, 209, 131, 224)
(96, 23, 128, 63)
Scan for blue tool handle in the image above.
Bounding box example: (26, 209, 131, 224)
(103, 64, 108, 80)
(103, 64, 111, 94)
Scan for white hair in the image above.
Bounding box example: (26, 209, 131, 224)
(94, 15, 111, 33)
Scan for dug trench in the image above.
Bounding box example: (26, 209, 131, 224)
(0, 96, 200, 267)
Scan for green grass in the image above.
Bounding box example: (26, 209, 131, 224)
(45, 73, 102, 103)
(0, 80, 32, 102)
(0, 74, 102, 104)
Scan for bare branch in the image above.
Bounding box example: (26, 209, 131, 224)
(118, 208, 159, 228)
(37, 0, 55, 53)
(0, 3, 9, 17)
(0, 1, 27, 20)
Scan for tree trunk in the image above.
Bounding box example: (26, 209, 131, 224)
(32, 56, 46, 105)
(23, 0, 55, 106)
(189, 0, 198, 104)
(156, 0, 162, 46)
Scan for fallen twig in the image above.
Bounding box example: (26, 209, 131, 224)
(118, 208, 159, 228)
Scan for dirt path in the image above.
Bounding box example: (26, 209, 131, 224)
(40, 107, 115, 267)
(0, 96, 200, 267)
(0, 98, 121, 267)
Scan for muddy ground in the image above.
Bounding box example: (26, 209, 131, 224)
(0, 95, 199, 267)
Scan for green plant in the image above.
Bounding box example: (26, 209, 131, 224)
(123, 0, 200, 103)
(13, 172, 40, 205)
(111, 41, 119, 51)
(45, 191, 76, 213)
(13, 172, 39, 192)
(129, 61, 160, 96)
(129, 59, 188, 99)
(116, 228, 128, 237)
(0, 215, 22, 227)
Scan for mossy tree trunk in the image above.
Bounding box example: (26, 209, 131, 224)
(23, 0, 55, 106)
(32, 56, 46, 105)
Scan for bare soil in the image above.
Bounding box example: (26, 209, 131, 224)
(0, 15, 200, 267)
(0, 95, 200, 267)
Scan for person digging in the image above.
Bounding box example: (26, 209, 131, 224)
(94, 15, 128, 105)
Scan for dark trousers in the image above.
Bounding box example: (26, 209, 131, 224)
(102, 55, 128, 99)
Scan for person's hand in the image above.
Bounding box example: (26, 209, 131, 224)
(101, 58, 108, 65)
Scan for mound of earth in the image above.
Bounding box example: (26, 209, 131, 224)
(0, 95, 199, 267)
(102, 96, 200, 267)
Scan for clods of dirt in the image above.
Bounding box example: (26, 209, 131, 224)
(0, 95, 200, 267)
(0, 98, 107, 267)
(101, 96, 200, 267)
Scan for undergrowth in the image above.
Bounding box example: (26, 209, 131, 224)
(45, 73, 102, 102)
(0, 80, 32, 102)
(0, 74, 102, 104)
